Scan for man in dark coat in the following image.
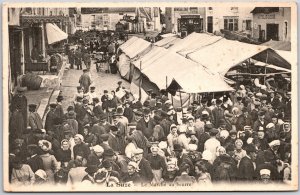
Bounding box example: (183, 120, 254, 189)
(237, 144, 257, 181)
(197, 124, 212, 152)
(45, 103, 57, 132)
(212, 99, 225, 128)
(11, 87, 27, 129)
(9, 106, 25, 140)
(75, 47, 82, 70)
(101, 90, 109, 112)
(92, 98, 105, 120)
(136, 108, 156, 140)
(253, 111, 267, 132)
(99, 134, 112, 151)
(236, 108, 253, 131)
(79, 69, 92, 94)
(133, 148, 153, 182)
(54, 96, 65, 120)
(108, 126, 122, 154)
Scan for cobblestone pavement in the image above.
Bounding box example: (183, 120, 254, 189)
(60, 60, 130, 111)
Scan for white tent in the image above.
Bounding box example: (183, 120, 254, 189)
(169, 32, 223, 56)
(46, 23, 68, 44)
(186, 38, 291, 75)
(117, 37, 152, 81)
(154, 36, 180, 48)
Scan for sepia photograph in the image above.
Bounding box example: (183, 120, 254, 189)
(2, 2, 298, 192)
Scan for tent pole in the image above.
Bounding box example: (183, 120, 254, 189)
(179, 91, 183, 116)
(139, 61, 142, 101)
(264, 50, 269, 86)
(188, 93, 191, 106)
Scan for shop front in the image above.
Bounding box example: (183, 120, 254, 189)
(21, 15, 69, 72)
(178, 14, 203, 37)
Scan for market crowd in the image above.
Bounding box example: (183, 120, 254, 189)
(9, 66, 292, 187)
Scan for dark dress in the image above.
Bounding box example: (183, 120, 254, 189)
(11, 94, 28, 129)
(26, 155, 44, 173)
(55, 148, 72, 163)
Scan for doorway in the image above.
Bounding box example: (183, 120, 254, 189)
(207, 16, 213, 33)
(266, 23, 279, 41)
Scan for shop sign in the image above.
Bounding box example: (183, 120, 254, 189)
(258, 14, 276, 19)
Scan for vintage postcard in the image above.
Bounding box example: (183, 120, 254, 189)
(3, 2, 298, 192)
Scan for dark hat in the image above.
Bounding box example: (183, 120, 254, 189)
(103, 148, 115, 156)
(245, 144, 257, 153)
(76, 96, 83, 101)
(49, 103, 57, 109)
(77, 86, 82, 90)
(100, 134, 109, 141)
(67, 110, 76, 117)
(204, 123, 214, 132)
(173, 144, 183, 152)
(16, 86, 26, 92)
(90, 86, 96, 90)
(85, 165, 98, 174)
(143, 108, 151, 115)
(29, 104, 37, 109)
(117, 81, 122, 85)
(258, 110, 265, 116)
(104, 90, 108, 93)
(110, 126, 118, 132)
(116, 107, 124, 115)
(210, 128, 219, 135)
(92, 97, 100, 103)
(57, 95, 64, 101)
(226, 144, 235, 152)
(133, 109, 143, 116)
(143, 100, 150, 108)
(83, 69, 88, 72)
(102, 160, 112, 169)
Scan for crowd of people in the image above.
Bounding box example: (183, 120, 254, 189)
(9, 72, 292, 188)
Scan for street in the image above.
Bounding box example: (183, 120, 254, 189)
(60, 59, 130, 110)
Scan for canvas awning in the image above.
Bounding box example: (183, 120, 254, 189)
(160, 33, 178, 38)
(154, 36, 181, 48)
(169, 32, 223, 56)
(46, 23, 68, 45)
(186, 38, 291, 75)
(141, 50, 233, 93)
(118, 37, 151, 59)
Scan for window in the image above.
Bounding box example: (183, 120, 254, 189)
(246, 20, 252, 30)
(224, 17, 238, 31)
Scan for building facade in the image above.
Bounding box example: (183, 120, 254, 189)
(205, 7, 253, 35)
(80, 8, 136, 31)
(7, 7, 75, 92)
(251, 7, 291, 42)
(165, 7, 206, 37)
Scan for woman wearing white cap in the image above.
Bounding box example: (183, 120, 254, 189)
(38, 140, 59, 184)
